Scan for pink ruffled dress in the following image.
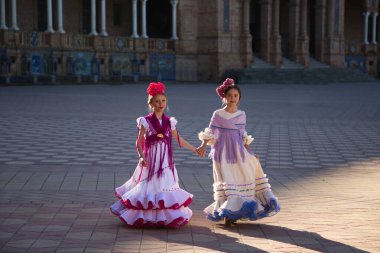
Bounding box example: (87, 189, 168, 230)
(110, 113, 193, 228)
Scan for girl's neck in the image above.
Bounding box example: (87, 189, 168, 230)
(154, 111, 163, 119)
(224, 105, 238, 113)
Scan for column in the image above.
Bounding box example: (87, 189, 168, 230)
(315, 0, 326, 61)
(300, 0, 307, 36)
(243, 0, 250, 35)
(141, 0, 148, 38)
(364, 11, 369, 44)
(170, 0, 178, 40)
(57, 0, 65, 33)
(372, 12, 378, 44)
(271, 0, 281, 65)
(0, 0, 8, 30)
(100, 0, 108, 36)
(131, 0, 139, 38)
(11, 0, 19, 30)
(46, 0, 54, 33)
(90, 0, 98, 35)
(273, 0, 280, 36)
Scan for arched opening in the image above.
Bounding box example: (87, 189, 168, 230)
(147, 0, 171, 38)
(37, 0, 47, 31)
(279, 0, 290, 58)
(250, 0, 261, 57)
(82, 0, 91, 34)
(308, 0, 316, 57)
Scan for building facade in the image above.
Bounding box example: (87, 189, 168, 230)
(0, 0, 379, 83)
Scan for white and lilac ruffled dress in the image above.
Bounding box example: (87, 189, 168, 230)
(110, 113, 192, 228)
(199, 109, 280, 222)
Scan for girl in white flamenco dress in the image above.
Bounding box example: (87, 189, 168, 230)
(110, 82, 198, 228)
(197, 78, 280, 225)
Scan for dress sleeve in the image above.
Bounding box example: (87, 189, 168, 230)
(136, 117, 148, 130)
(169, 117, 178, 130)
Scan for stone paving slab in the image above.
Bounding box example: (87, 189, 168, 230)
(0, 82, 380, 252)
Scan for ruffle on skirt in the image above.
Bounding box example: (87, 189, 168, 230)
(115, 188, 193, 210)
(204, 189, 280, 222)
(110, 200, 192, 228)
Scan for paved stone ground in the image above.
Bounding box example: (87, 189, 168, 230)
(0, 82, 379, 253)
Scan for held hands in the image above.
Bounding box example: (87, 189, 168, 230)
(196, 144, 207, 157)
(139, 155, 148, 167)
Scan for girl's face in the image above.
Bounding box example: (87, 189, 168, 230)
(150, 94, 167, 113)
(224, 88, 240, 106)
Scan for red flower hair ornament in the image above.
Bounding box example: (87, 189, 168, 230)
(216, 78, 235, 98)
(147, 82, 165, 97)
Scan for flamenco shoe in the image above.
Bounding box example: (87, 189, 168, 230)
(224, 217, 235, 226)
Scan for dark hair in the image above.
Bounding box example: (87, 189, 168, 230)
(224, 85, 242, 100)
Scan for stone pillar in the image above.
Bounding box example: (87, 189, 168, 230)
(271, 0, 282, 66)
(241, 0, 252, 66)
(57, 0, 65, 33)
(325, 0, 344, 67)
(132, 0, 139, 38)
(260, 0, 272, 62)
(141, 0, 148, 38)
(364, 11, 370, 44)
(289, 0, 300, 61)
(243, 0, 250, 35)
(0, 0, 8, 30)
(296, 0, 309, 66)
(372, 12, 377, 44)
(315, 0, 326, 61)
(11, 0, 19, 31)
(171, 0, 178, 40)
(100, 0, 108, 36)
(46, 0, 54, 32)
(90, 0, 98, 35)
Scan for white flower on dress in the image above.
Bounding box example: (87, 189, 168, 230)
(243, 131, 254, 145)
(198, 128, 216, 145)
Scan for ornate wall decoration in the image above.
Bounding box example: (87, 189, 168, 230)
(109, 54, 134, 76)
(116, 38, 125, 50)
(150, 53, 175, 80)
(30, 32, 40, 47)
(65, 52, 94, 75)
(345, 56, 366, 73)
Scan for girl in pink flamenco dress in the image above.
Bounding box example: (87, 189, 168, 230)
(197, 78, 280, 226)
(110, 82, 199, 228)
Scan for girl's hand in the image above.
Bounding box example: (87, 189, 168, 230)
(139, 156, 148, 167)
(196, 145, 207, 157)
(244, 144, 252, 151)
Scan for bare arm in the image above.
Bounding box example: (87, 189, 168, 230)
(172, 129, 197, 154)
(136, 126, 147, 167)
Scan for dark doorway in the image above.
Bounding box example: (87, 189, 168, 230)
(279, 0, 289, 58)
(250, 0, 261, 57)
(37, 0, 47, 31)
(147, 0, 171, 38)
(308, 0, 316, 57)
(82, 0, 91, 34)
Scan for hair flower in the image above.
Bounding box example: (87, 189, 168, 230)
(216, 78, 235, 98)
(147, 82, 165, 96)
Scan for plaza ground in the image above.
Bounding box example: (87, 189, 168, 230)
(0, 82, 379, 252)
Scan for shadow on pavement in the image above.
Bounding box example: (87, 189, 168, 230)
(164, 223, 370, 253)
